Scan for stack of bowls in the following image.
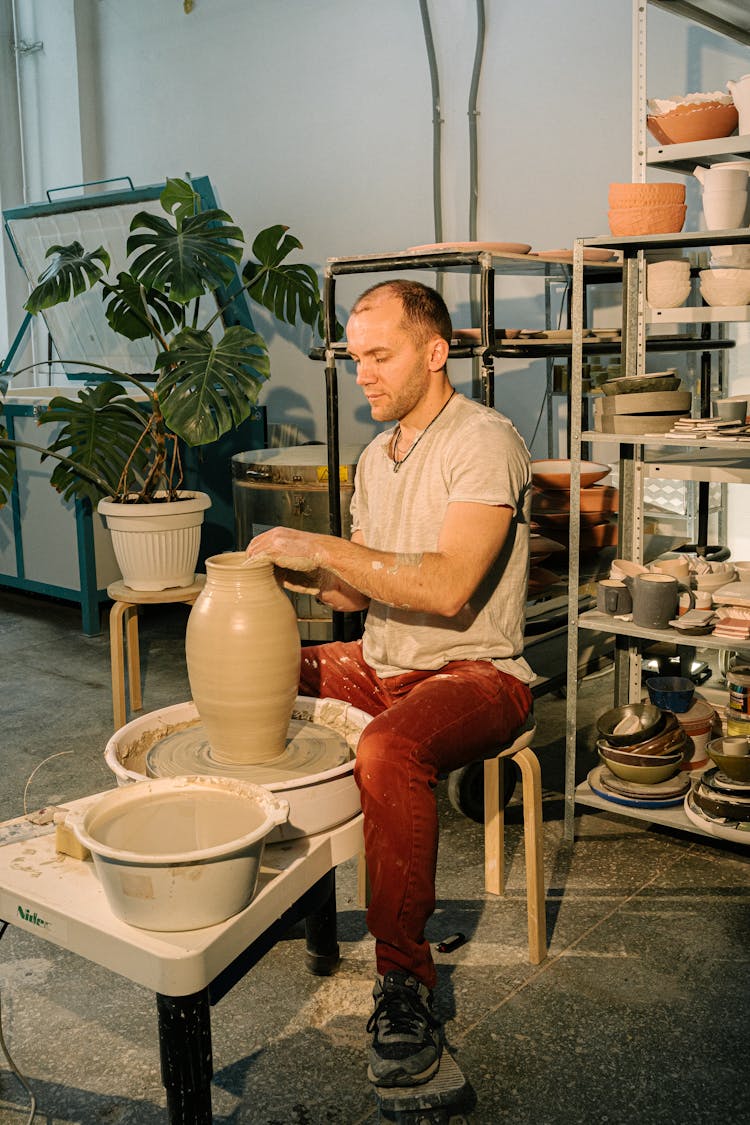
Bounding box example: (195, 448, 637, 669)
(531, 460, 618, 554)
(608, 182, 686, 237)
(646, 259, 692, 308)
(596, 703, 687, 784)
(699, 268, 750, 307)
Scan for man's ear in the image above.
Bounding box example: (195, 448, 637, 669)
(428, 335, 450, 371)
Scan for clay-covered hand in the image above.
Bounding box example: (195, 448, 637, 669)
(245, 527, 325, 573)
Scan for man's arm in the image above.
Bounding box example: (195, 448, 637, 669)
(246, 502, 513, 617)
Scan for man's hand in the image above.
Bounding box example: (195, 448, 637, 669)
(245, 527, 325, 573)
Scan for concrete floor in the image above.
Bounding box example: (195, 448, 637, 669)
(0, 586, 748, 1125)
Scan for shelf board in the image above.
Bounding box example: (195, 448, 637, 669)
(645, 455, 750, 484)
(647, 306, 750, 324)
(577, 607, 750, 653)
(648, 1, 750, 45)
(575, 781, 712, 838)
(646, 134, 750, 174)
(582, 430, 750, 455)
(582, 228, 750, 252)
(324, 248, 622, 279)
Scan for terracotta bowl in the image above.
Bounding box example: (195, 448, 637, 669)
(608, 182, 685, 208)
(531, 459, 610, 491)
(608, 204, 687, 236)
(647, 102, 739, 145)
(532, 484, 618, 515)
(579, 522, 618, 551)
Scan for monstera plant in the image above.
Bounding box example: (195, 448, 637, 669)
(0, 176, 324, 509)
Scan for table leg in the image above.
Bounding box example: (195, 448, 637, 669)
(156, 989, 213, 1125)
(125, 603, 142, 713)
(304, 869, 341, 975)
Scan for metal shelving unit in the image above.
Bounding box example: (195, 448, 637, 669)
(565, 226, 749, 841)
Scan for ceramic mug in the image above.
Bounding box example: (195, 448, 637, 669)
(596, 579, 632, 615)
(629, 573, 695, 629)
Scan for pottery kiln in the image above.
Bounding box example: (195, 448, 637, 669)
(105, 695, 371, 840)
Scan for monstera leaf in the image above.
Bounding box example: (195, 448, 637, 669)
(127, 208, 244, 304)
(155, 325, 269, 446)
(242, 225, 325, 334)
(38, 383, 154, 506)
(24, 243, 111, 315)
(103, 272, 182, 342)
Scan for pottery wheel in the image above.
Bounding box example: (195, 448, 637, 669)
(146, 717, 351, 783)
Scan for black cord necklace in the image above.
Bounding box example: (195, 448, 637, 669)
(391, 389, 456, 473)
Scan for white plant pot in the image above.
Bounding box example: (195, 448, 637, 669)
(98, 490, 211, 591)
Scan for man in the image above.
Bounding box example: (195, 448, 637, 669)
(245, 279, 533, 1089)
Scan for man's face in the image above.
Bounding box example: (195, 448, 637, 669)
(346, 295, 436, 424)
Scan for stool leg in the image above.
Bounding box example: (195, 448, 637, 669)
(109, 601, 129, 731)
(125, 604, 142, 714)
(514, 746, 546, 964)
(483, 756, 504, 896)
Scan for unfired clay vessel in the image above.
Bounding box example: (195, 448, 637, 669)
(185, 552, 301, 764)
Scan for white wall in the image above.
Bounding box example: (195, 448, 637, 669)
(3, 0, 750, 463)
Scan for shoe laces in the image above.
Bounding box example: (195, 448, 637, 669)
(367, 980, 439, 1037)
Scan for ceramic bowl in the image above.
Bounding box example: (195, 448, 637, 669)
(706, 738, 750, 782)
(596, 702, 664, 747)
(699, 269, 750, 307)
(715, 397, 748, 422)
(599, 713, 684, 757)
(67, 776, 290, 931)
(645, 676, 695, 713)
(608, 204, 687, 236)
(608, 182, 686, 208)
(732, 561, 750, 580)
(694, 566, 736, 592)
(531, 459, 610, 490)
(598, 745, 681, 784)
(646, 102, 738, 145)
(597, 738, 686, 770)
(646, 278, 692, 308)
(532, 485, 618, 516)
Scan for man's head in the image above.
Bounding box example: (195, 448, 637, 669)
(346, 281, 453, 428)
(350, 280, 452, 351)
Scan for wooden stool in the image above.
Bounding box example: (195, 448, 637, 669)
(356, 714, 546, 965)
(106, 576, 205, 730)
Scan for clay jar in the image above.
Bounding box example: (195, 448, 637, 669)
(185, 552, 301, 765)
(629, 573, 695, 629)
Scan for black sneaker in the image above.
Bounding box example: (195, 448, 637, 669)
(366, 970, 443, 1087)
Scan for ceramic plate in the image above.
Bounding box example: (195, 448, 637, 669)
(406, 241, 531, 255)
(588, 766, 687, 808)
(596, 764, 690, 800)
(684, 790, 750, 842)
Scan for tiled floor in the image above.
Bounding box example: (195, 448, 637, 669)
(0, 588, 748, 1124)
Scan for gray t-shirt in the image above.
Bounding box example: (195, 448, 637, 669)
(350, 393, 534, 682)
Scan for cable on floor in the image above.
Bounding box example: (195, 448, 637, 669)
(0, 922, 37, 1124)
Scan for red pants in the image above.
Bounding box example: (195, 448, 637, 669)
(299, 640, 533, 990)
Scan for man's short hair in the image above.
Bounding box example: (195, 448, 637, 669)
(351, 280, 452, 346)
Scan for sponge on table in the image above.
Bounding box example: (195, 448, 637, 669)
(54, 808, 90, 861)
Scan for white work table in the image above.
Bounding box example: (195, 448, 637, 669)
(0, 793, 364, 1123)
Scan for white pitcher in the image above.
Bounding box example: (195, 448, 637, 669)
(693, 165, 749, 192)
(727, 74, 750, 134)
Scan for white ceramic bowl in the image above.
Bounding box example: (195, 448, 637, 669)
(699, 268, 750, 307)
(68, 776, 289, 931)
